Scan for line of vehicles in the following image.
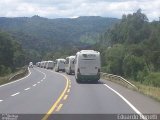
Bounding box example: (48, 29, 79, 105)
(33, 50, 101, 83)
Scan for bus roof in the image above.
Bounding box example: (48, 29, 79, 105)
(56, 58, 65, 61)
(66, 56, 75, 59)
(77, 50, 100, 54)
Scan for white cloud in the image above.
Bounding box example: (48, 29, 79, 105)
(0, 0, 159, 21)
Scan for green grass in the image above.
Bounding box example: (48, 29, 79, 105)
(102, 75, 160, 102)
(132, 81, 160, 102)
(0, 67, 28, 86)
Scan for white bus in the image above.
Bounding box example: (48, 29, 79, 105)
(44, 61, 48, 68)
(75, 50, 101, 83)
(55, 59, 66, 72)
(46, 61, 54, 69)
(40, 61, 45, 68)
(65, 56, 75, 75)
(36, 62, 41, 67)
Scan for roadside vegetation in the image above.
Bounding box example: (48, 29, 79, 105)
(133, 81, 160, 102)
(94, 9, 160, 101)
(94, 9, 160, 87)
(0, 31, 26, 75)
(0, 31, 29, 85)
(0, 67, 28, 86)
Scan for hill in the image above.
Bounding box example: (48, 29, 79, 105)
(0, 16, 119, 53)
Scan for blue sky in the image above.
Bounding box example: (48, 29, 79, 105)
(0, 0, 159, 21)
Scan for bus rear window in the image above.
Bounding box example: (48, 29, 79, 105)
(82, 59, 95, 60)
(82, 54, 96, 58)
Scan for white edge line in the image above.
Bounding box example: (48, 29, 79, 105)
(34, 68, 46, 80)
(11, 92, 20, 97)
(104, 84, 147, 120)
(24, 87, 30, 91)
(0, 100, 3, 102)
(0, 68, 31, 88)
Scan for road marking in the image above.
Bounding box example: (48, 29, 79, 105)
(37, 81, 40, 84)
(33, 84, 37, 87)
(0, 68, 31, 88)
(0, 100, 3, 102)
(104, 84, 147, 120)
(41, 73, 69, 120)
(63, 95, 68, 100)
(35, 68, 46, 80)
(11, 92, 20, 97)
(67, 89, 70, 93)
(69, 85, 71, 88)
(24, 87, 30, 91)
(55, 104, 63, 112)
(41, 80, 43, 82)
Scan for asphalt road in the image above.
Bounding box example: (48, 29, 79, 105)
(0, 67, 160, 120)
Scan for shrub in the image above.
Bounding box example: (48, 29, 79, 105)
(143, 72, 160, 87)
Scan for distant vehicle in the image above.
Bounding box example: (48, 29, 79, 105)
(46, 61, 54, 69)
(38, 62, 41, 67)
(55, 59, 66, 72)
(41, 61, 47, 68)
(29, 62, 33, 68)
(65, 56, 75, 75)
(75, 50, 101, 83)
(40, 61, 45, 68)
(44, 61, 48, 68)
(36, 62, 41, 67)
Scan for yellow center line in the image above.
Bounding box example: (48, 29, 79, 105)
(63, 95, 68, 100)
(67, 89, 70, 93)
(41, 73, 69, 120)
(55, 104, 63, 112)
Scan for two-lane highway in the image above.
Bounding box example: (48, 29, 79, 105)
(0, 67, 160, 120)
(0, 67, 69, 120)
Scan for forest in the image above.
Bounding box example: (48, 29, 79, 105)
(94, 9, 160, 87)
(0, 31, 25, 76)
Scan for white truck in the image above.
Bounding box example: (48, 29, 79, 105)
(55, 59, 66, 72)
(75, 50, 101, 83)
(65, 56, 75, 75)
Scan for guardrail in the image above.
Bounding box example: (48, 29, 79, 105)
(101, 72, 137, 89)
(9, 67, 29, 81)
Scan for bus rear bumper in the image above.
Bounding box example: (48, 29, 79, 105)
(77, 73, 100, 82)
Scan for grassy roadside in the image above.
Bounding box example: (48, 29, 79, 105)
(102, 75, 160, 102)
(131, 81, 160, 102)
(0, 67, 28, 86)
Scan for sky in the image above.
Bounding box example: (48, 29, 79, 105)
(0, 0, 159, 21)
